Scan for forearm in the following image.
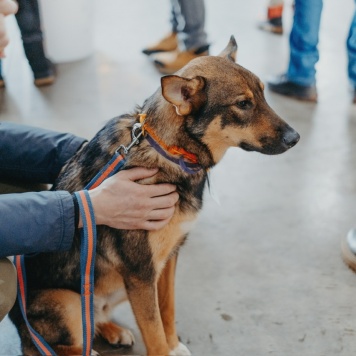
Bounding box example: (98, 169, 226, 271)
(0, 122, 87, 184)
(0, 190, 76, 257)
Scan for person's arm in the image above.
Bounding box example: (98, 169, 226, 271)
(0, 0, 18, 58)
(0, 122, 87, 183)
(0, 168, 179, 258)
(0, 190, 75, 257)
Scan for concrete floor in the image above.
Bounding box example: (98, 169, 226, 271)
(1, 0, 356, 354)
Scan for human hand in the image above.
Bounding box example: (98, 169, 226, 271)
(86, 167, 179, 231)
(0, 0, 18, 58)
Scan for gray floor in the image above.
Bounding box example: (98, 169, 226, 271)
(1, 0, 356, 355)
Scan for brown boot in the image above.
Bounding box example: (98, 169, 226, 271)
(154, 45, 209, 74)
(142, 32, 178, 55)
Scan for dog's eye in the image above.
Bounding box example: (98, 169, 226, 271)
(236, 100, 251, 109)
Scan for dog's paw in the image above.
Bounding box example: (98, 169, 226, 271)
(97, 321, 135, 347)
(169, 342, 191, 356)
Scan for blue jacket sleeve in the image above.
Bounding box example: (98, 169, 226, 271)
(0, 122, 86, 183)
(0, 122, 87, 257)
(0, 191, 75, 258)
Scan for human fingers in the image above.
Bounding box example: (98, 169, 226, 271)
(140, 217, 175, 231)
(121, 167, 159, 182)
(0, 0, 18, 16)
(117, 167, 177, 198)
(144, 183, 178, 198)
(146, 206, 176, 222)
(149, 191, 179, 210)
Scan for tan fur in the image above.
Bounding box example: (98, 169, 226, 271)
(149, 212, 197, 273)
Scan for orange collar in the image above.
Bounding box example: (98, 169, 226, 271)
(139, 113, 199, 164)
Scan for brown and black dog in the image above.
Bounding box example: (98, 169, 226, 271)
(9, 37, 299, 355)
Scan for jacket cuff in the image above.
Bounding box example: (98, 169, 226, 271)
(56, 190, 76, 251)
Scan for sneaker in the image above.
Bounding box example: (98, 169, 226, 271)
(258, 5, 284, 34)
(154, 45, 209, 74)
(267, 74, 317, 102)
(34, 59, 56, 87)
(341, 229, 356, 272)
(142, 32, 178, 56)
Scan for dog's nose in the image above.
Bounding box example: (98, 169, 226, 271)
(283, 129, 300, 148)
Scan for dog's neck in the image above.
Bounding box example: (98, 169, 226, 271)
(141, 94, 215, 169)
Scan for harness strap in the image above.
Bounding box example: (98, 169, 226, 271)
(15, 152, 127, 356)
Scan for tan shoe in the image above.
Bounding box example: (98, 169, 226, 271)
(142, 32, 178, 55)
(34, 74, 56, 87)
(34, 60, 56, 87)
(0, 79, 4, 88)
(154, 46, 209, 74)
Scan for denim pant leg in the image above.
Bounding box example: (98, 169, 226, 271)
(171, 0, 208, 51)
(15, 0, 43, 44)
(170, 0, 179, 32)
(287, 0, 323, 86)
(347, 5, 356, 87)
(14, 0, 51, 76)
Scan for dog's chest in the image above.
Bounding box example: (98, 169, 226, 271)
(149, 211, 198, 274)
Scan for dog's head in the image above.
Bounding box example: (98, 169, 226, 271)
(160, 36, 300, 165)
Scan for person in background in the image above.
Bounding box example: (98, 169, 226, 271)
(0, 0, 55, 88)
(267, 0, 356, 103)
(258, 0, 284, 35)
(142, 0, 209, 74)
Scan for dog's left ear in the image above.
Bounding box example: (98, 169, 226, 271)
(218, 35, 238, 62)
(161, 75, 206, 116)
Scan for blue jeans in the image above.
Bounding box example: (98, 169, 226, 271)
(286, 0, 323, 86)
(347, 8, 356, 87)
(288, 0, 356, 87)
(170, 0, 208, 51)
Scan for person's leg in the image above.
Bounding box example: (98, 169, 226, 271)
(258, 0, 284, 35)
(15, 0, 55, 86)
(176, 0, 208, 51)
(347, 5, 356, 102)
(286, 0, 323, 86)
(0, 60, 3, 88)
(267, 0, 322, 101)
(153, 0, 209, 74)
(170, 0, 179, 33)
(141, 0, 179, 55)
(0, 257, 17, 322)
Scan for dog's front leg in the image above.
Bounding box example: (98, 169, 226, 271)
(125, 277, 170, 355)
(158, 254, 191, 356)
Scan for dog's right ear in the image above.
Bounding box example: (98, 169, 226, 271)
(161, 75, 206, 116)
(218, 35, 238, 62)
